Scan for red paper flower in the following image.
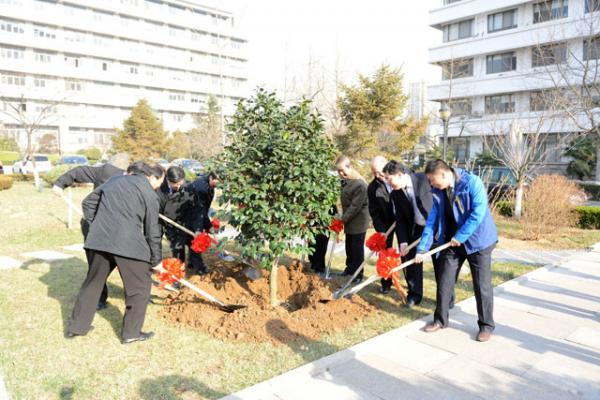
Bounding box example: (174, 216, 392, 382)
(211, 218, 221, 230)
(238, 203, 246, 209)
(157, 258, 185, 288)
(329, 218, 344, 234)
(191, 231, 216, 253)
(366, 232, 388, 253)
(376, 248, 406, 299)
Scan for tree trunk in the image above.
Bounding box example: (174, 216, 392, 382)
(269, 257, 280, 307)
(596, 145, 600, 183)
(514, 182, 524, 219)
(26, 131, 42, 191)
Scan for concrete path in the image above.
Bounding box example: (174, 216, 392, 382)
(222, 245, 600, 400)
(492, 248, 579, 266)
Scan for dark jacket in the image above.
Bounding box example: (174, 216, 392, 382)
(53, 164, 124, 189)
(367, 178, 394, 233)
(417, 168, 498, 255)
(340, 178, 369, 235)
(390, 172, 433, 245)
(157, 179, 194, 241)
(82, 174, 162, 265)
(182, 175, 214, 233)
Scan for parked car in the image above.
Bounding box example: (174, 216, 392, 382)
(154, 158, 170, 169)
(171, 158, 204, 175)
(56, 155, 89, 166)
(473, 166, 523, 199)
(12, 155, 53, 174)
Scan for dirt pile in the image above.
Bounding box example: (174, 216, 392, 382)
(162, 257, 379, 343)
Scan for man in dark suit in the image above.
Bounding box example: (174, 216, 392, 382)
(67, 163, 164, 344)
(181, 171, 219, 274)
(157, 166, 190, 265)
(336, 155, 369, 282)
(367, 156, 396, 294)
(383, 160, 433, 308)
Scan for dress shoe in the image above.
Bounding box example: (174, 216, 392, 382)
(96, 301, 107, 311)
(66, 326, 94, 339)
(122, 331, 155, 344)
(379, 286, 391, 295)
(477, 330, 492, 342)
(351, 276, 363, 284)
(405, 298, 421, 309)
(424, 321, 443, 333)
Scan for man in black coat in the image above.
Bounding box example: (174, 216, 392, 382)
(383, 160, 433, 308)
(181, 172, 219, 274)
(367, 156, 396, 294)
(52, 153, 131, 310)
(67, 163, 164, 343)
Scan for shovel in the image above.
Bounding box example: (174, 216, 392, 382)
(158, 214, 262, 281)
(332, 223, 398, 299)
(343, 242, 453, 298)
(323, 232, 338, 280)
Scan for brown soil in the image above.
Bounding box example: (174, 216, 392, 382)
(162, 256, 379, 344)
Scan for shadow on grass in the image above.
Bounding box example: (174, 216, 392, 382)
(138, 375, 226, 400)
(21, 257, 124, 338)
(266, 319, 339, 363)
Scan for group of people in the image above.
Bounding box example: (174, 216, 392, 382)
(315, 155, 497, 342)
(53, 154, 219, 344)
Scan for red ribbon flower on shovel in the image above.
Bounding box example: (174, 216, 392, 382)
(157, 258, 185, 288)
(366, 232, 388, 253)
(329, 218, 344, 234)
(191, 231, 217, 253)
(376, 248, 406, 301)
(211, 218, 221, 230)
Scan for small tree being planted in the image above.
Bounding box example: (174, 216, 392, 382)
(214, 89, 338, 306)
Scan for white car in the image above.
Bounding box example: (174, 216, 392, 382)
(12, 155, 53, 174)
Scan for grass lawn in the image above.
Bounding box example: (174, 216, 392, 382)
(0, 183, 551, 399)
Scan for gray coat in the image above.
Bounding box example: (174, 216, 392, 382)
(340, 178, 369, 235)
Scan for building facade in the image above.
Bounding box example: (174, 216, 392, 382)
(428, 0, 600, 171)
(0, 0, 248, 154)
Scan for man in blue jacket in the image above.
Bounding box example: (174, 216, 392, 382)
(415, 159, 498, 342)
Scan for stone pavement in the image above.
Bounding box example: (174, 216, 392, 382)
(222, 245, 600, 400)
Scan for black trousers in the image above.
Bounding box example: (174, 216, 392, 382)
(167, 230, 206, 272)
(308, 233, 329, 273)
(382, 227, 424, 303)
(380, 230, 396, 290)
(344, 232, 366, 278)
(81, 219, 110, 305)
(68, 250, 153, 340)
(434, 243, 495, 332)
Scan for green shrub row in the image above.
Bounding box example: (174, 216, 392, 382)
(0, 151, 20, 165)
(0, 175, 14, 190)
(42, 165, 73, 187)
(494, 200, 514, 217)
(575, 206, 600, 229)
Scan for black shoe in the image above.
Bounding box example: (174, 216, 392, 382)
(195, 267, 209, 275)
(351, 275, 363, 284)
(379, 286, 391, 295)
(66, 326, 94, 339)
(122, 331, 155, 344)
(96, 301, 107, 311)
(406, 298, 421, 309)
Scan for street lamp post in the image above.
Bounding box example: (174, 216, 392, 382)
(439, 102, 452, 161)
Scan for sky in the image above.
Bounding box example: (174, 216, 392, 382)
(216, 0, 441, 96)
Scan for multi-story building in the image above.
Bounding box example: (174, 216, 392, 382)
(428, 0, 600, 171)
(0, 0, 248, 153)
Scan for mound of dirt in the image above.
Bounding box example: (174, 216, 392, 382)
(162, 256, 380, 344)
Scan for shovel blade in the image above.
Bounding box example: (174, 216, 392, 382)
(243, 266, 262, 281)
(218, 304, 247, 313)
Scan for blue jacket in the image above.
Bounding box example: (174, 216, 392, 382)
(417, 168, 498, 255)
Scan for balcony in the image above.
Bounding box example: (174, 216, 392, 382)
(431, 0, 531, 28)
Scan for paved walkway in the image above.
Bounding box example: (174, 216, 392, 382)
(222, 244, 600, 400)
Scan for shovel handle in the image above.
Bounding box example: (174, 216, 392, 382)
(177, 277, 226, 307)
(159, 214, 196, 237)
(60, 192, 83, 217)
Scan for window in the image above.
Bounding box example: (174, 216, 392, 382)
(102, 62, 108, 71)
(191, 31, 204, 41)
(35, 51, 53, 63)
(533, 0, 568, 23)
(169, 5, 184, 15)
(34, 78, 46, 88)
(168, 92, 184, 102)
(190, 95, 204, 103)
(532, 43, 567, 67)
(441, 58, 474, 80)
(450, 138, 470, 163)
(172, 113, 183, 122)
(125, 64, 139, 74)
(34, 26, 56, 39)
(64, 31, 85, 44)
(442, 19, 473, 42)
(486, 52, 517, 74)
(485, 94, 515, 114)
(1, 19, 25, 34)
(444, 0, 464, 4)
(1, 73, 25, 86)
(231, 40, 242, 50)
(0, 46, 24, 60)
(448, 98, 473, 116)
(586, 0, 600, 13)
(65, 80, 82, 91)
(584, 36, 600, 60)
(64, 55, 80, 68)
(488, 9, 517, 33)
(0, 0, 24, 6)
(212, 55, 219, 65)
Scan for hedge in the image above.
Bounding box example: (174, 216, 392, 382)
(575, 206, 600, 229)
(494, 200, 514, 217)
(580, 183, 600, 201)
(42, 165, 73, 187)
(0, 151, 20, 165)
(0, 175, 14, 190)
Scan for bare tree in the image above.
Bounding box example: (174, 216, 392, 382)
(0, 94, 61, 189)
